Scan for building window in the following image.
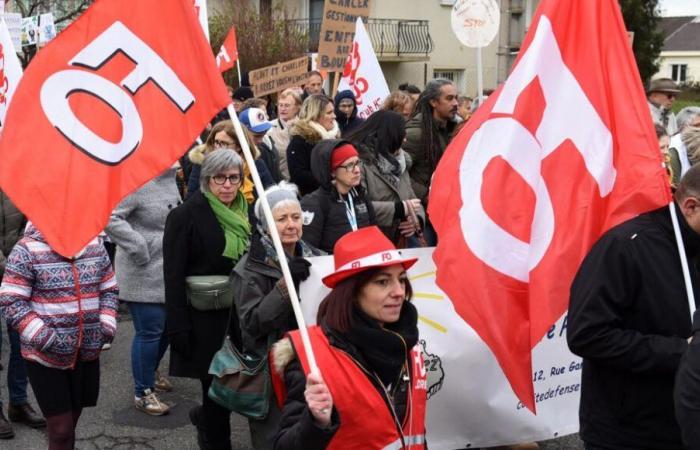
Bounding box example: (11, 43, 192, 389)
(434, 69, 460, 83)
(671, 64, 688, 84)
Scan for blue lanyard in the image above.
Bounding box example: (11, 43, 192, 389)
(344, 194, 358, 231)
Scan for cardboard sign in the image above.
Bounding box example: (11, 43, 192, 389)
(249, 56, 310, 97)
(317, 0, 371, 71)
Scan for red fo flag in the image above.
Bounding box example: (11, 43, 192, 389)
(428, 0, 671, 412)
(216, 26, 238, 73)
(0, 0, 230, 257)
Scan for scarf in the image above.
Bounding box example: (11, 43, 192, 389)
(308, 120, 341, 141)
(258, 233, 319, 266)
(375, 150, 407, 189)
(241, 162, 256, 204)
(203, 191, 251, 260)
(339, 302, 419, 387)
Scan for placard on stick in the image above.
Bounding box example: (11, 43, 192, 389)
(318, 0, 371, 71)
(249, 56, 310, 97)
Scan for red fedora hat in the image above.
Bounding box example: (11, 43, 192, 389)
(322, 226, 418, 288)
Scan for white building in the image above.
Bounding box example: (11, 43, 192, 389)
(656, 16, 700, 85)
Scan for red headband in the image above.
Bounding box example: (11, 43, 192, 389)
(330, 144, 359, 171)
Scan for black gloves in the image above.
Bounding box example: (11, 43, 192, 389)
(169, 330, 193, 359)
(288, 257, 312, 288)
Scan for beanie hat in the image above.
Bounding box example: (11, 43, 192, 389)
(254, 182, 300, 233)
(330, 144, 359, 171)
(233, 86, 254, 102)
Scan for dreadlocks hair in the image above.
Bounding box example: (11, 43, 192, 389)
(411, 78, 454, 171)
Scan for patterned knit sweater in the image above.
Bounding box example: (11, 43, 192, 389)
(0, 224, 119, 369)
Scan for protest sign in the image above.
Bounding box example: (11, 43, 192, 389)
(338, 18, 388, 119)
(2, 13, 20, 49)
(249, 56, 309, 97)
(38, 13, 56, 44)
(0, 15, 22, 128)
(451, 0, 500, 48)
(317, 0, 371, 71)
(299, 248, 581, 449)
(20, 15, 38, 47)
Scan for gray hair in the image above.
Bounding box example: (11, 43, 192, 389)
(200, 148, 244, 193)
(683, 126, 700, 166)
(255, 181, 300, 233)
(677, 107, 700, 132)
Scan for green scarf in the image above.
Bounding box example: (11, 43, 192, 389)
(203, 191, 251, 260)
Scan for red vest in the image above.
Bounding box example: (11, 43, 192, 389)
(279, 326, 427, 450)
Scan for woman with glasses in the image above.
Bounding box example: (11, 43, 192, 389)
(164, 149, 252, 450)
(187, 120, 274, 200)
(300, 140, 376, 254)
(267, 89, 302, 180)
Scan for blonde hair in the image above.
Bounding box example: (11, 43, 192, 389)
(383, 91, 414, 116)
(299, 94, 332, 123)
(279, 89, 302, 106)
(204, 121, 260, 159)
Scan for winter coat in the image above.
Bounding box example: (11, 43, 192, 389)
(287, 120, 341, 196)
(567, 205, 698, 450)
(649, 101, 678, 136)
(300, 140, 376, 254)
(105, 168, 182, 304)
(231, 233, 323, 359)
(259, 141, 283, 184)
(334, 90, 364, 136)
(0, 190, 26, 278)
(358, 145, 425, 244)
(403, 113, 456, 205)
(0, 224, 119, 369)
(675, 309, 700, 450)
(163, 191, 241, 379)
(266, 118, 295, 180)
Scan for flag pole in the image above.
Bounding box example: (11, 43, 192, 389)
(226, 104, 319, 373)
(236, 59, 242, 87)
(476, 34, 484, 106)
(669, 201, 696, 319)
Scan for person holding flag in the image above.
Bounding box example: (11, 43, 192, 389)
(271, 226, 426, 449)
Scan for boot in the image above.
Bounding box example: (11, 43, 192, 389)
(0, 410, 14, 439)
(8, 403, 46, 428)
(189, 405, 211, 450)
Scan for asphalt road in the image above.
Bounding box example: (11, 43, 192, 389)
(0, 313, 582, 450)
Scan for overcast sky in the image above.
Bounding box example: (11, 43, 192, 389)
(659, 0, 700, 16)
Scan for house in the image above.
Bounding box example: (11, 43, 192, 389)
(656, 15, 700, 85)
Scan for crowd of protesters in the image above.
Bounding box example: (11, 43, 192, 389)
(0, 69, 700, 450)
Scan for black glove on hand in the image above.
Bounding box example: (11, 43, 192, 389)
(288, 257, 312, 288)
(169, 330, 193, 360)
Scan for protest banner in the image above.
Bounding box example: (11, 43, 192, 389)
(38, 13, 56, 44)
(20, 15, 38, 47)
(0, 16, 22, 128)
(317, 0, 371, 71)
(299, 248, 581, 449)
(338, 18, 389, 119)
(0, 0, 231, 257)
(249, 56, 309, 97)
(2, 13, 20, 49)
(428, 0, 671, 411)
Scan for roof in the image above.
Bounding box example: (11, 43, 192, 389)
(660, 16, 700, 52)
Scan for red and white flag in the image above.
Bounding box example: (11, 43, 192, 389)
(338, 18, 389, 119)
(193, 0, 209, 41)
(0, 0, 230, 257)
(216, 25, 238, 73)
(0, 17, 22, 129)
(428, 0, 671, 411)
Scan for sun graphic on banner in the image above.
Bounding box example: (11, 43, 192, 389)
(410, 270, 448, 334)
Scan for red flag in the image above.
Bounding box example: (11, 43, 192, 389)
(0, 0, 230, 257)
(216, 26, 238, 73)
(428, 0, 671, 412)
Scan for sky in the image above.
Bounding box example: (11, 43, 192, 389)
(659, 0, 700, 16)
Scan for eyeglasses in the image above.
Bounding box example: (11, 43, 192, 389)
(666, 93, 676, 100)
(338, 160, 363, 172)
(211, 174, 242, 185)
(213, 139, 235, 149)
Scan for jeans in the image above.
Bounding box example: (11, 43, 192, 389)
(126, 302, 168, 397)
(0, 321, 29, 406)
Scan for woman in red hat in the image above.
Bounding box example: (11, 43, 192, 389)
(271, 226, 427, 449)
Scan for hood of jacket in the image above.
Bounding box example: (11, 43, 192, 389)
(334, 90, 358, 125)
(290, 119, 325, 145)
(188, 143, 208, 166)
(310, 139, 355, 190)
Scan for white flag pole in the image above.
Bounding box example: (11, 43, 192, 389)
(226, 104, 319, 373)
(236, 59, 242, 87)
(669, 201, 697, 319)
(476, 44, 484, 105)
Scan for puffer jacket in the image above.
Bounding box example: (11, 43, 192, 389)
(0, 190, 26, 277)
(357, 144, 425, 245)
(0, 224, 119, 369)
(300, 139, 376, 254)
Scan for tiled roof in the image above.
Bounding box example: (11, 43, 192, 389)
(660, 16, 700, 52)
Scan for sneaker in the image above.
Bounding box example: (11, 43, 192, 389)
(154, 370, 173, 393)
(0, 410, 14, 439)
(101, 342, 112, 351)
(134, 390, 170, 416)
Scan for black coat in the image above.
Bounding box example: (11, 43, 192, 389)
(163, 191, 238, 379)
(287, 134, 319, 196)
(300, 140, 376, 254)
(567, 205, 698, 450)
(675, 309, 700, 450)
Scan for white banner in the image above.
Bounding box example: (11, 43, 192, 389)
(1, 13, 20, 50)
(338, 18, 389, 120)
(38, 13, 56, 44)
(299, 248, 581, 449)
(0, 16, 23, 129)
